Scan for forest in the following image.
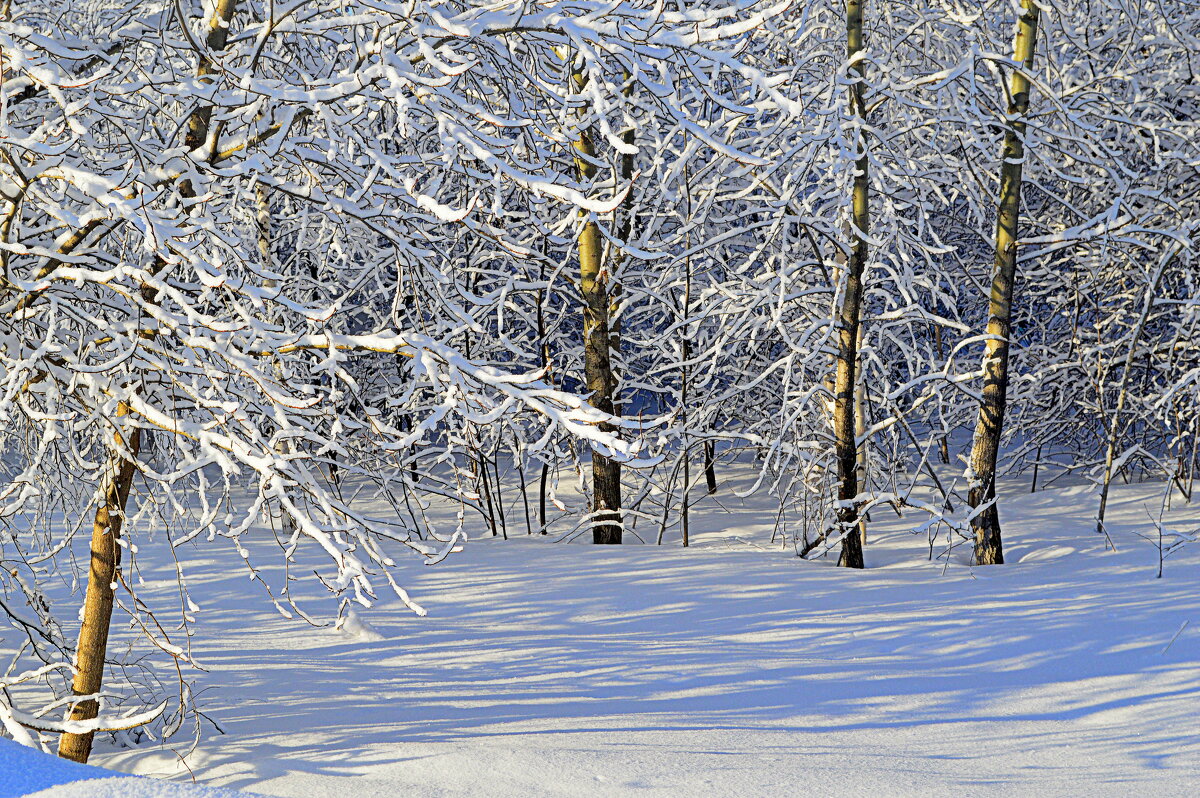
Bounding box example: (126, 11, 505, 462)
(0, 0, 1198, 795)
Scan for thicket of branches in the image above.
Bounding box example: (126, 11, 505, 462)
(1, 0, 1197, 760)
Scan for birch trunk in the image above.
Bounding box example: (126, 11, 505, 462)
(966, 0, 1040, 565)
(834, 0, 869, 569)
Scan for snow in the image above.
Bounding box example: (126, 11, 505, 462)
(23, 780, 252, 798)
(0, 740, 253, 797)
(13, 466, 1189, 798)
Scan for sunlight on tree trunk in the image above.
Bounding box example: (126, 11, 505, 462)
(58, 408, 141, 763)
(967, 0, 1041, 566)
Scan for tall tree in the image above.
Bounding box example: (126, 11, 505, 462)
(966, 0, 1041, 566)
(571, 67, 623, 544)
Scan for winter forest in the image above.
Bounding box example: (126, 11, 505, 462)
(0, 0, 1198, 795)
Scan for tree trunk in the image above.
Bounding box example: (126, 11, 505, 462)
(572, 112, 622, 544)
(178, 0, 240, 194)
(1187, 417, 1199, 503)
(681, 445, 690, 548)
(538, 461, 549, 534)
(58, 411, 141, 763)
(933, 325, 951, 464)
(835, 0, 869, 569)
(257, 180, 297, 532)
(854, 324, 868, 545)
(966, 0, 1040, 566)
(1096, 245, 1175, 533)
(703, 440, 717, 495)
(535, 258, 552, 535)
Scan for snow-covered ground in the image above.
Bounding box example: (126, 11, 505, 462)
(7, 468, 1200, 797)
(0, 737, 254, 797)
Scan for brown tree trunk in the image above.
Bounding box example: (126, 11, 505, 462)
(535, 259, 552, 536)
(58, 411, 141, 763)
(967, 0, 1040, 566)
(538, 462, 550, 535)
(835, 0, 869, 569)
(572, 115, 622, 544)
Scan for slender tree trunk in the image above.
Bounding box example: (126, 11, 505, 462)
(572, 113, 622, 544)
(966, 0, 1040, 566)
(835, 0, 869, 569)
(609, 78, 636, 384)
(681, 444, 690, 548)
(854, 324, 869, 545)
(1187, 416, 1199, 503)
(535, 259, 552, 535)
(703, 440, 717, 495)
(517, 449, 533, 536)
(568, 65, 628, 544)
(933, 325, 951, 464)
(1096, 246, 1175, 533)
(1030, 445, 1042, 493)
(538, 461, 550, 534)
(58, 410, 141, 763)
(491, 454, 507, 540)
(680, 329, 691, 549)
(679, 158, 694, 546)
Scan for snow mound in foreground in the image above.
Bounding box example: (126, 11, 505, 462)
(0, 741, 252, 798)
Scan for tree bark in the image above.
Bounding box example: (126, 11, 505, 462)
(58, 410, 141, 763)
(854, 324, 868, 546)
(966, 0, 1040, 566)
(178, 0, 240, 196)
(571, 97, 622, 544)
(834, 0, 869, 569)
(933, 325, 951, 464)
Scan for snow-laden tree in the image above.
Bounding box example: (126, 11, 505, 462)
(914, 0, 1199, 561)
(0, 0, 804, 757)
(2, 0, 1198, 764)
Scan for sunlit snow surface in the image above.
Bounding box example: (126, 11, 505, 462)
(9, 468, 1200, 796)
